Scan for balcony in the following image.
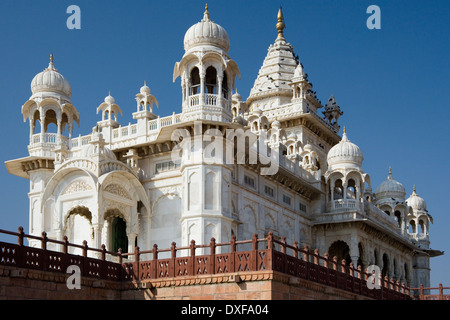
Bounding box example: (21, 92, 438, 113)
(328, 199, 362, 212)
(188, 93, 229, 109)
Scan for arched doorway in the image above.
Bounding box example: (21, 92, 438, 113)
(328, 240, 351, 266)
(112, 216, 128, 253)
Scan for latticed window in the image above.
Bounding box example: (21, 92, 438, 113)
(155, 160, 181, 174)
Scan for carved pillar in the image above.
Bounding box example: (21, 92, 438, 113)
(200, 67, 206, 104)
(40, 112, 46, 142)
(217, 74, 223, 107)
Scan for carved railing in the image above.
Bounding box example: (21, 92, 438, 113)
(411, 284, 450, 300)
(0, 227, 122, 281)
(0, 227, 413, 299)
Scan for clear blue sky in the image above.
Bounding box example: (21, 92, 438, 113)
(0, 0, 449, 288)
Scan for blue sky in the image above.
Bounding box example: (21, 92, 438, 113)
(0, 0, 449, 288)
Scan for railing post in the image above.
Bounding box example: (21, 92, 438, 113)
(303, 245, 309, 262)
(303, 245, 310, 280)
(62, 236, 69, 254)
(280, 236, 286, 254)
(82, 240, 88, 277)
(251, 233, 258, 271)
(101, 244, 106, 279)
(118, 248, 123, 264)
(267, 232, 273, 250)
(41, 231, 48, 271)
(230, 235, 236, 273)
(418, 284, 424, 300)
(323, 253, 329, 268)
(323, 252, 330, 286)
(134, 246, 140, 281)
(439, 283, 444, 300)
(341, 259, 346, 274)
(293, 241, 298, 259)
(17, 226, 24, 246)
(152, 244, 158, 279)
(190, 240, 196, 276)
(16, 227, 25, 268)
(170, 242, 176, 278)
(210, 237, 216, 274)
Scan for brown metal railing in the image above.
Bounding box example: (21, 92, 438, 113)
(0, 227, 413, 299)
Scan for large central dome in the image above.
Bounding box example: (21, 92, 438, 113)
(183, 4, 230, 52)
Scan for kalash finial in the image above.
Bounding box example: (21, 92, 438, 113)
(48, 53, 55, 70)
(203, 3, 210, 22)
(276, 6, 285, 39)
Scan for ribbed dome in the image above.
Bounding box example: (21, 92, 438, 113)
(184, 5, 230, 52)
(31, 55, 71, 98)
(375, 167, 406, 200)
(406, 186, 427, 211)
(327, 129, 363, 170)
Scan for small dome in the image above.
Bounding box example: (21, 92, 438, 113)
(327, 128, 363, 170)
(232, 91, 242, 101)
(271, 120, 281, 128)
(303, 143, 313, 152)
(184, 4, 230, 52)
(375, 167, 406, 200)
(406, 186, 427, 211)
(287, 132, 297, 140)
(140, 82, 151, 95)
(31, 55, 71, 98)
(80, 141, 117, 161)
(104, 93, 115, 104)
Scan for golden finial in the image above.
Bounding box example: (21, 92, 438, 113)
(109, 90, 111, 96)
(413, 185, 416, 193)
(343, 126, 346, 134)
(203, 3, 210, 21)
(144, 80, 146, 86)
(276, 7, 285, 39)
(50, 53, 53, 63)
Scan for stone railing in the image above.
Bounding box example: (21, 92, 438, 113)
(0, 227, 412, 300)
(148, 113, 182, 133)
(29, 133, 69, 147)
(411, 284, 450, 300)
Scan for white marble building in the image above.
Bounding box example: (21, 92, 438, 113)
(5, 6, 441, 288)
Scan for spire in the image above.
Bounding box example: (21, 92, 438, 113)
(48, 53, 55, 70)
(276, 7, 285, 40)
(341, 126, 348, 141)
(388, 166, 392, 179)
(202, 3, 210, 22)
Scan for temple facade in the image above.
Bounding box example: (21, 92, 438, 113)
(5, 5, 441, 289)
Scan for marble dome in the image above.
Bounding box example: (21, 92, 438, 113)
(31, 55, 71, 98)
(327, 129, 363, 170)
(183, 4, 230, 52)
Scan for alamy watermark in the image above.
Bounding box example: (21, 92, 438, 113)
(67, 5, 81, 30)
(367, 5, 381, 30)
(170, 121, 280, 175)
(66, 265, 81, 289)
